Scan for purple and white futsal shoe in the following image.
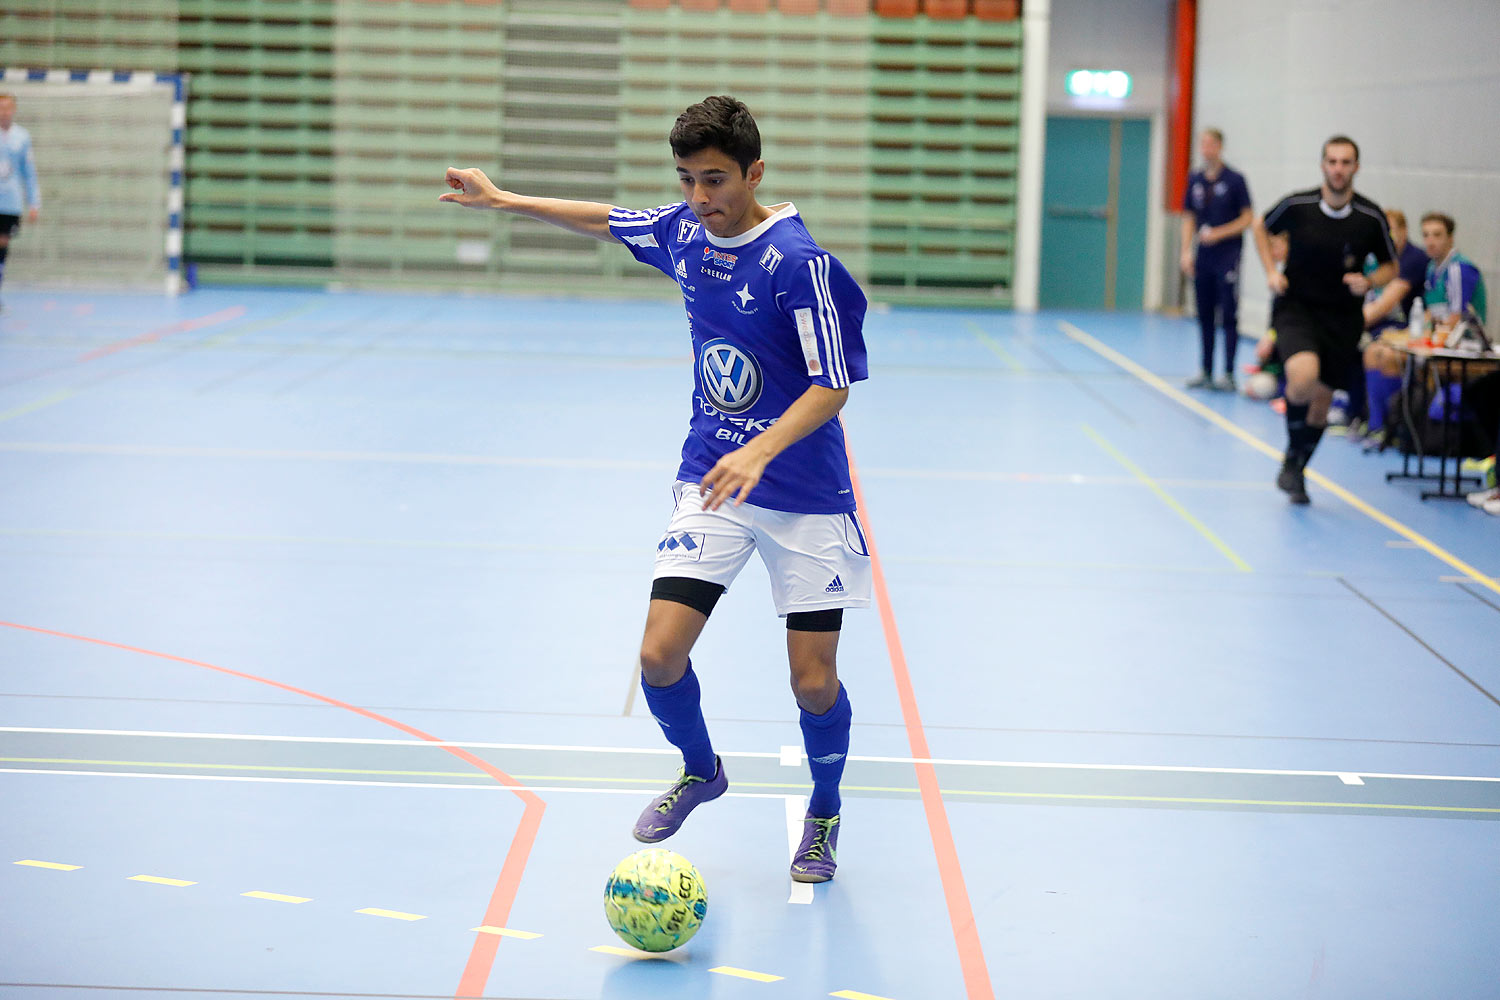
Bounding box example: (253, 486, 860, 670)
(632, 757, 728, 843)
(790, 812, 840, 883)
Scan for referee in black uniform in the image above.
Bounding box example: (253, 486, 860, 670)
(1252, 135, 1396, 504)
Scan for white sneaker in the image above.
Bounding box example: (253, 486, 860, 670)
(1484, 496, 1500, 517)
(1467, 488, 1500, 509)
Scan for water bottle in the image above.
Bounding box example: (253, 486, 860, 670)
(1408, 297, 1425, 341)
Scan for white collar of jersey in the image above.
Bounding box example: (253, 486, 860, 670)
(703, 202, 798, 249)
(1318, 198, 1353, 219)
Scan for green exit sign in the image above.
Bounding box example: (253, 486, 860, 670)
(1067, 69, 1132, 99)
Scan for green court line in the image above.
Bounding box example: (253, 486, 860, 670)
(1081, 422, 1252, 573)
(6, 758, 1496, 815)
(970, 322, 1025, 371)
(0, 390, 78, 425)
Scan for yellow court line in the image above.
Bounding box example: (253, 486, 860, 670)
(357, 907, 425, 921)
(242, 891, 311, 904)
(711, 966, 785, 983)
(129, 874, 196, 887)
(1059, 320, 1500, 597)
(943, 787, 1500, 813)
(471, 925, 542, 940)
(971, 322, 1025, 371)
(0, 389, 78, 425)
(590, 944, 661, 959)
(1080, 422, 1252, 572)
(832, 991, 897, 1000)
(14, 859, 81, 871)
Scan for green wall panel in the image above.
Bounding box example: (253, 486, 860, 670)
(5, 1, 1021, 305)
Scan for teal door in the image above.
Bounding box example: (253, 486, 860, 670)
(1039, 116, 1151, 310)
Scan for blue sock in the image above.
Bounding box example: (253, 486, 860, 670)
(640, 661, 717, 779)
(1366, 371, 1401, 433)
(800, 684, 852, 818)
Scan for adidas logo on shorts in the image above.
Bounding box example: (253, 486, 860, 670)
(824, 575, 844, 594)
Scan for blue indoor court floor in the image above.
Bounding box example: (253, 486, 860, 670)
(1, 287, 1497, 1000)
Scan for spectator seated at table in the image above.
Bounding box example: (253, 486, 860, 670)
(1361, 211, 1488, 452)
(1356, 209, 1427, 449)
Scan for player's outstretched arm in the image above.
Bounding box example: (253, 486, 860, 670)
(699, 385, 850, 511)
(439, 166, 615, 243)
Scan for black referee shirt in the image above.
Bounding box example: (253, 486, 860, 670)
(1263, 188, 1395, 317)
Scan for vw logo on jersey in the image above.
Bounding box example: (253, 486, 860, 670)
(699, 338, 763, 414)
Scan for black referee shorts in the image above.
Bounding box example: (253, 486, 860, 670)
(0, 214, 19, 239)
(1271, 298, 1364, 392)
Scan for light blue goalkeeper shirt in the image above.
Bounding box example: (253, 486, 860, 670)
(0, 123, 41, 216)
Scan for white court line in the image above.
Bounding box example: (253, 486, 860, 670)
(0, 441, 1264, 489)
(3, 727, 1497, 784)
(785, 795, 813, 905)
(0, 767, 796, 797)
(0, 441, 673, 472)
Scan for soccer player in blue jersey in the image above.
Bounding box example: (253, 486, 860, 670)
(1180, 128, 1253, 391)
(440, 96, 869, 882)
(0, 94, 42, 311)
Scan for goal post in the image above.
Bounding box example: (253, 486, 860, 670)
(1, 68, 186, 295)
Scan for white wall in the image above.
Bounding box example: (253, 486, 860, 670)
(1195, 0, 1500, 331)
(1045, 0, 1173, 307)
(1047, 0, 1171, 114)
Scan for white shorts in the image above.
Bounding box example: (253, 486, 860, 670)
(653, 481, 873, 617)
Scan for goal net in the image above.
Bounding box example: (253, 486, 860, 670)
(1, 69, 185, 294)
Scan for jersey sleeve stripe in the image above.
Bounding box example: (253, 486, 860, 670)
(809, 257, 835, 386)
(813, 255, 849, 388)
(1448, 260, 1464, 314)
(1353, 203, 1398, 260)
(821, 256, 849, 386)
(811, 257, 841, 387)
(1262, 193, 1320, 230)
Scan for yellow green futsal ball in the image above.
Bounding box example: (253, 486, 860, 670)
(603, 848, 708, 952)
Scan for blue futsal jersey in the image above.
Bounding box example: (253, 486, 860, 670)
(608, 201, 868, 514)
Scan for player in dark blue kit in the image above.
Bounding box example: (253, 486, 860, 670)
(1180, 128, 1253, 391)
(440, 96, 869, 882)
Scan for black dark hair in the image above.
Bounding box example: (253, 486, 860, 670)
(669, 95, 761, 175)
(1322, 134, 1360, 161)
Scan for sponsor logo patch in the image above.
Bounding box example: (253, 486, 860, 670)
(759, 244, 783, 274)
(794, 307, 821, 375)
(677, 219, 701, 243)
(699, 338, 763, 414)
(657, 531, 706, 560)
(703, 247, 738, 270)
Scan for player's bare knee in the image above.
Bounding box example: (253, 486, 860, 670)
(0, 234, 9, 248)
(638, 639, 689, 688)
(789, 669, 838, 714)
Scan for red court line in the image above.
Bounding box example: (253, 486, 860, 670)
(77, 305, 249, 362)
(844, 441, 996, 1000)
(0, 620, 543, 1000)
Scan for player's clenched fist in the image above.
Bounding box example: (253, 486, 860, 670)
(439, 167, 501, 209)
